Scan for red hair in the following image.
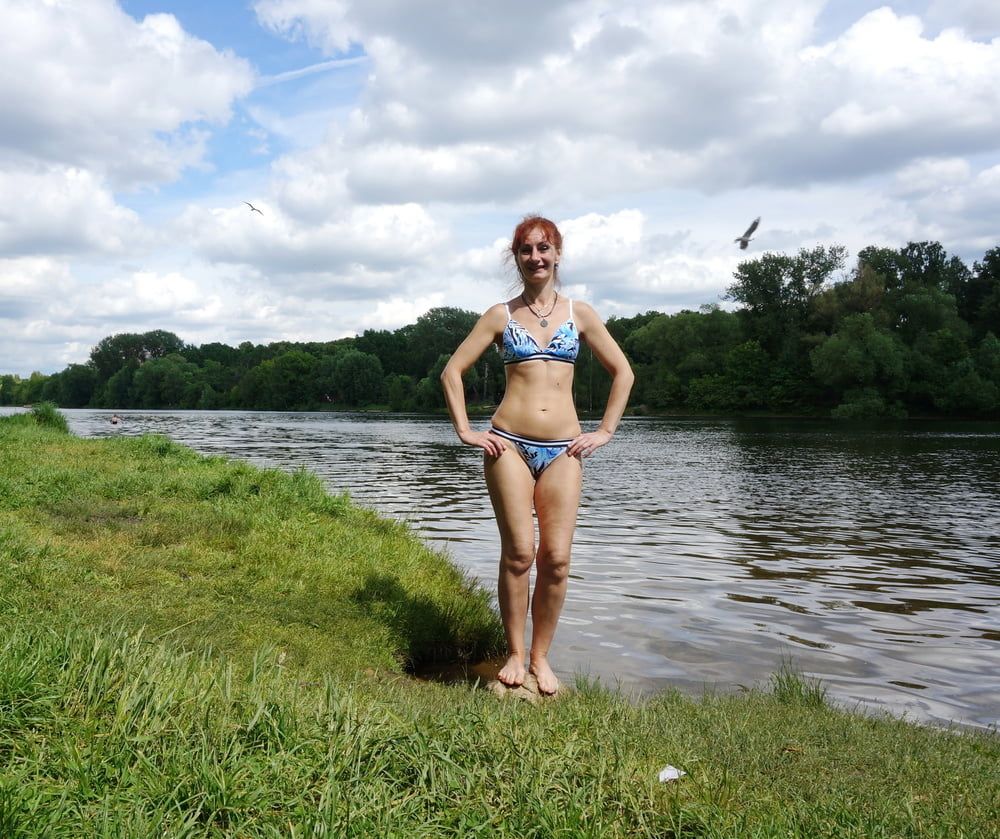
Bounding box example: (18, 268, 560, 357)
(510, 215, 563, 260)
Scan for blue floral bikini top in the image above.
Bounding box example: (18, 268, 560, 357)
(501, 299, 580, 365)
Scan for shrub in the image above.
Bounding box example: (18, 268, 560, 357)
(29, 401, 69, 433)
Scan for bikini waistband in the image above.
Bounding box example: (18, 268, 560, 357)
(489, 426, 574, 446)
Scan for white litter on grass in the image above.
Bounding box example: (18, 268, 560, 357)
(658, 765, 687, 783)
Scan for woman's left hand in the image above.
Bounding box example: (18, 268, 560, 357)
(567, 428, 612, 459)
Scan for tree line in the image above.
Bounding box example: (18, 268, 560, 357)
(3, 241, 998, 418)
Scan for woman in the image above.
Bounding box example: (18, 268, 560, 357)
(441, 216, 634, 695)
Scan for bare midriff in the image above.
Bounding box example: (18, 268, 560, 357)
(491, 359, 581, 440)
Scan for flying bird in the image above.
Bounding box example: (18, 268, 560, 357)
(734, 216, 760, 250)
(244, 201, 264, 215)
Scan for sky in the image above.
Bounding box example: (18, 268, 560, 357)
(2, 0, 999, 377)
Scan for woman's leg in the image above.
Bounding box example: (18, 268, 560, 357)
(484, 446, 537, 686)
(530, 452, 583, 694)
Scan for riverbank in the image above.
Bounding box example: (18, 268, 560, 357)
(2, 408, 998, 836)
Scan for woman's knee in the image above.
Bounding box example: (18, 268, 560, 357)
(501, 543, 535, 575)
(535, 547, 571, 582)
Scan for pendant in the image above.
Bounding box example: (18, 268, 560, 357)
(539, 318, 548, 327)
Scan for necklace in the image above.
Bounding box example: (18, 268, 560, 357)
(521, 291, 558, 327)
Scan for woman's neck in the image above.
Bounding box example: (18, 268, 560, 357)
(520, 283, 557, 308)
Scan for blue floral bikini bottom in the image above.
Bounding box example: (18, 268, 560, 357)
(489, 426, 574, 479)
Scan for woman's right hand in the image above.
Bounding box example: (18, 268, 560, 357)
(459, 428, 507, 458)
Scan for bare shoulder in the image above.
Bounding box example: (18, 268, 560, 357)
(572, 300, 605, 331)
(480, 302, 509, 331)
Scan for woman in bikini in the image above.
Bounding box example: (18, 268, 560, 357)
(441, 215, 634, 695)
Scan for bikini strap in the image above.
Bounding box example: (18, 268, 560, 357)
(503, 302, 511, 319)
(568, 298, 573, 321)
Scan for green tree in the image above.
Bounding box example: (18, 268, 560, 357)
(196, 384, 225, 410)
(626, 309, 742, 407)
(405, 308, 479, 378)
(810, 313, 908, 413)
(60, 364, 98, 407)
(811, 261, 888, 334)
(89, 330, 186, 382)
(356, 329, 411, 377)
(331, 350, 384, 406)
(414, 354, 450, 411)
(131, 354, 203, 408)
(385, 374, 416, 411)
(18, 372, 50, 405)
(975, 333, 1000, 387)
(237, 351, 319, 410)
(0, 374, 18, 405)
(725, 245, 847, 407)
(933, 358, 998, 415)
(100, 363, 138, 407)
(723, 340, 770, 409)
(726, 245, 848, 351)
(856, 241, 969, 294)
(272, 350, 319, 408)
(963, 247, 1000, 337)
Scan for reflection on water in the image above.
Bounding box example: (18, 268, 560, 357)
(21, 408, 1000, 728)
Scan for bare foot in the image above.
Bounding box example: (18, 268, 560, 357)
(529, 656, 560, 695)
(497, 653, 526, 687)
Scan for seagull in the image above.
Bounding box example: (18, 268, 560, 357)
(244, 201, 264, 215)
(734, 216, 760, 250)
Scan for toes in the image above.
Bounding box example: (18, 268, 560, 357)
(529, 663, 559, 695)
(498, 657, 526, 687)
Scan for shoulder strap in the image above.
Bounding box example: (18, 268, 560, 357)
(503, 302, 511, 319)
(568, 298, 574, 320)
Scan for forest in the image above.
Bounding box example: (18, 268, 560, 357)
(3, 241, 998, 419)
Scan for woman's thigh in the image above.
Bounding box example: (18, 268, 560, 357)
(484, 446, 536, 552)
(533, 452, 582, 551)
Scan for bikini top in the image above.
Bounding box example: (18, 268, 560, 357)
(501, 299, 580, 365)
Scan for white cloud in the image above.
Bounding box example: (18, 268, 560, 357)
(805, 8, 1000, 143)
(178, 200, 446, 278)
(0, 256, 91, 374)
(253, 0, 1000, 203)
(254, 0, 581, 63)
(1, 0, 254, 188)
(555, 209, 743, 313)
(904, 162, 1000, 252)
(0, 165, 147, 256)
(362, 292, 447, 330)
(0, 256, 73, 321)
(927, 0, 1000, 40)
(893, 157, 972, 196)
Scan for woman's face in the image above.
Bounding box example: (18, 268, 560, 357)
(516, 227, 560, 286)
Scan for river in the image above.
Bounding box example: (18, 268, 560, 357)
(8, 408, 1000, 728)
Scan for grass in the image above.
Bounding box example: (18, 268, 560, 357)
(2, 410, 998, 837)
(0, 412, 503, 675)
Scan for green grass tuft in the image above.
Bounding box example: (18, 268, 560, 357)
(770, 660, 829, 709)
(29, 401, 69, 433)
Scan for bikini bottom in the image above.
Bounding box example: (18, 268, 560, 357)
(489, 426, 573, 480)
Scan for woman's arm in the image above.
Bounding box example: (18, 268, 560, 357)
(440, 304, 508, 457)
(567, 301, 635, 458)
